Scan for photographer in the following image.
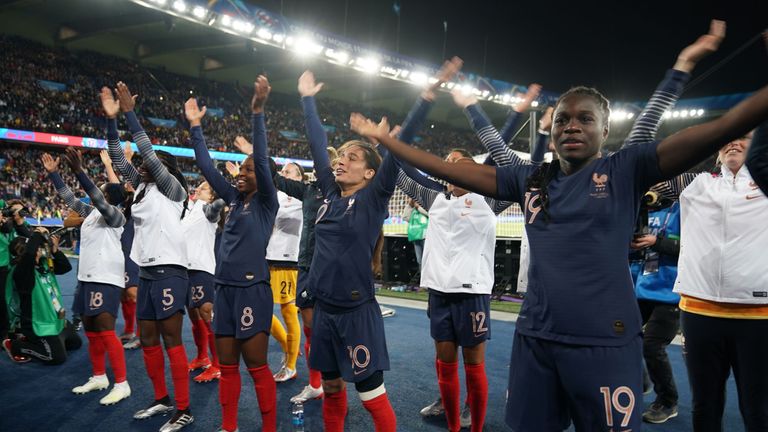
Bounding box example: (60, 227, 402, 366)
(629, 191, 681, 424)
(3, 227, 81, 364)
(1, 199, 32, 341)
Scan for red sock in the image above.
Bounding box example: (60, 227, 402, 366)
(248, 366, 277, 432)
(121, 300, 136, 334)
(203, 320, 218, 367)
(303, 326, 322, 388)
(86, 331, 106, 376)
(190, 319, 209, 361)
(465, 362, 488, 432)
(166, 345, 190, 410)
(437, 360, 461, 432)
(361, 392, 397, 432)
(100, 330, 127, 383)
(219, 364, 241, 432)
(142, 345, 168, 400)
(323, 390, 347, 432)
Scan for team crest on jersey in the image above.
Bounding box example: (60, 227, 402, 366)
(464, 198, 472, 208)
(590, 172, 609, 199)
(345, 198, 356, 214)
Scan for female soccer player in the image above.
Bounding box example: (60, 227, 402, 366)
(184, 76, 279, 432)
(673, 126, 768, 431)
(41, 148, 130, 406)
(103, 83, 193, 432)
(266, 162, 304, 383)
(183, 181, 224, 383)
(297, 69, 401, 432)
(356, 41, 768, 430)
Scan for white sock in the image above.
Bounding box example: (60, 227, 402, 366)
(358, 384, 386, 402)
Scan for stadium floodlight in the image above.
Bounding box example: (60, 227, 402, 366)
(460, 85, 473, 96)
(481, 90, 490, 97)
(672, 111, 680, 118)
(192, 6, 207, 18)
(663, 111, 672, 119)
(151, 0, 167, 6)
(445, 82, 455, 90)
(172, 0, 186, 13)
(398, 70, 410, 79)
(626, 112, 634, 119)
(272, 33, 285, 43)
(257, 28, 272, 40)
(221, 15, 232, 27)
(697, 109, 705, 117)
(325, 49, 349, 64)
(294, 37, 323, 56)
(410, 72, 428, 86)
(356, 57, 381, 74)
(233, 20, 254, 33)
(689, 109, 698, 117)
(680, 110, 689, 118)
(501, 94, 511, 104)
(531, 101, 539, 107)
(428, 77, 439, 85)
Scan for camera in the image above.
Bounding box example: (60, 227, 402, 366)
(634, 191, 673, 237)
(2, 207, 29, 218)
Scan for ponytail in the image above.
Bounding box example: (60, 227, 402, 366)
(524, 159, 560, 223)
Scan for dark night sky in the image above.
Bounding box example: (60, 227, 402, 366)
(250, 0, 767, 101)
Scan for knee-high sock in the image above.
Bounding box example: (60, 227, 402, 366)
(190, 318, 209, 361)
(437, 360, 461, 432)
(142, 345, 168, 400)
(270, 315, 288, 354)
(323, 389, 347, 432)
(248, 366, 277, 432)
(203, 320, 218, 367)
(281, 303, 300, 370)
(303, 326, 321, 389)
(86, 331, 106, 376)
(465, 362, 488, 432)
(100, 330, 127, 383)
(219, 364, 240, 431)
(361, 391, 397, 432)
(121, 300, 136, 335)
(166, 345, 190, 410)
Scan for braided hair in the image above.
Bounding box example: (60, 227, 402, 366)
(132, 151, 189, 219)
(524, 86, 611, 223)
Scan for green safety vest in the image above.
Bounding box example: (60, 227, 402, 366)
(407, 209, 429, 242)
(5, 264, 64, 337)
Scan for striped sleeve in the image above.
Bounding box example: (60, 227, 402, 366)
(624, 69, 690, 147)
(74, 171, 125, 228)
(203, 198, 225, 223)
(464, 104, 526, 167)
(106, 117, 140, 187)
(125, 111, 186, 202)
(48, 171, 93, 218)
(485, 197, 515, 215)
(396, 169, 440, 211)
(650, 172, 699, 200)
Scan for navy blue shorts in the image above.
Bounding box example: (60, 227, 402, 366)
(310, 300, 390, 383)
(188, 270, 215, 309)
(505, 332, 643, 432)
(295, 267, 315, 309)
(212, 283, 272, 339)
(72, 281, 122, 317)
(136, 275, 189, 320)
(428, 290, 491, 347)
(124, 258, 139, 288)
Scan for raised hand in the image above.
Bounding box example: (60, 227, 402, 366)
(674, 19, 726, 73)
(124, 181, 135, 193)
(515, 83, 542, 113)
(298, 70, 324, 97)
(234, 136, 253, 155)
(115, 81, 138, 112)
(63, 148, 84, 172)
(423, 56, 463, 100)
(41, 153, 60, 173)
(99, 150, 112, 167)
(539, 106, 555, 132)
(124, 142, 134, 162)
(251, 75, 271, 113)
(350, 113, 389, 139)
(225, 161, 240, 177)
(100, 87, 120, 118)
(450, 87, 478, 109)
(184, 98, 207, 127)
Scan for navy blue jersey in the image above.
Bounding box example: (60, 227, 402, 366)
(190, 115, 278, 287)
(120, 215, 135, 263)
(302, 96, 399, 310)
(496, 141, 665, 346)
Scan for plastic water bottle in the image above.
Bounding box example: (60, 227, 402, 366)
(292, 401, 305, 431)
